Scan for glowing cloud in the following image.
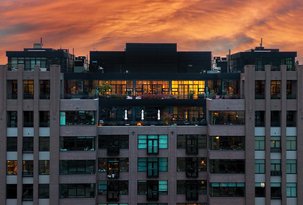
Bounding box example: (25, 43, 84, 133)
(0, 0, 302, 63)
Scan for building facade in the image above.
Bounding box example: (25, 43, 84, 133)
(0, 43, 301, 205)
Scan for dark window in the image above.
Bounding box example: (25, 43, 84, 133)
(287, 111, 296, 127)
(177, 180, 207, 200)
(23, 137, 33, 152)
(7, 137, 17, 151)
(177, 135, 206, 149)
(287, 80, 297, 99)
(7, 80, 18, 99)
(255, 183, 265, 197)
(255, 80, 265, 99)
(210, 182, 245, 197)
(7, 111, 17, 127)
(98, 135, 129, 149)
(209, 111, 245, 125)
(271, 183, 281, 199)
(22, 160, 33, 176)
(97, 180, 128, 196)
(98, 158, 129, 173)
(23, 80, 34, 99)
(177, 158, 207, 173)
(39, 80, 50, 99)
(137, 180, 168, 197)
(60, 111, 96, 126)
(60, 136, 95, 151)
(39, 111, 50, 127)
(39, 160, 50, 175)
(209, 136, 244, 150)
(210, 160, 245, 173)
(60, 160, 95, 175)
(271, 111, 280, 126)
(22, 184, 33, 201)
(39, 184, 49, 198)
(60, 184, 95, 198)
(39, 137, 50, 151)
(282, 57, 294, 71)
(138, 204, 168, 205)
(7, 184, 17, 198)
(99, 135, 129, 156)
(23, 111, 34, 127)
(255, 111, 265, 126)
(271, 160, 281, 176)
(107, 181, 120, 202)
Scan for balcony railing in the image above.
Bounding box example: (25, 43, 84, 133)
(98, 119, 207, 126)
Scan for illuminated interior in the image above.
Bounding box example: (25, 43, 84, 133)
(171, 80, 205, 99)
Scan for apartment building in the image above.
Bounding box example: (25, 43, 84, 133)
(0, 43, 301, 205)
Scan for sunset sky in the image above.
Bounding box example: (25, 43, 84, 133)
(0, 0, 303, 64)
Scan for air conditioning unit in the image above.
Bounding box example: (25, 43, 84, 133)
(40, 68, 47, 71)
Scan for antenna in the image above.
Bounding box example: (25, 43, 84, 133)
(228, 49, 231, 73)
(260, 38, 263, 47)
(40, 37, 43, 47)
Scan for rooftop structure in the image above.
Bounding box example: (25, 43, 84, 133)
(0, 43, 302, 205)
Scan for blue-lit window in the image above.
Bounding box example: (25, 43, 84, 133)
(137, 158, 168, 173)
(137, 135, 168, 152)
(286, 183, 297, 197)
(159, 181, 168, 195)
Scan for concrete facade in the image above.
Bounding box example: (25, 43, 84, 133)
(0, 63, 302, 205)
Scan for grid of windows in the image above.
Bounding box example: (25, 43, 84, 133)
(210, 182, 245, 197)
(137, 180, 168, 195)
(59, 184, 95, 198)
(60, 160, 95, 175)
(138, 135, 168, 154)
(137, 158, 168, 173)
(98, 180, 128, 195)
(177, 135, 207, 149)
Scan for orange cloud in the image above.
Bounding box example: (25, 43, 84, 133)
(0, 0, 302, 64)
